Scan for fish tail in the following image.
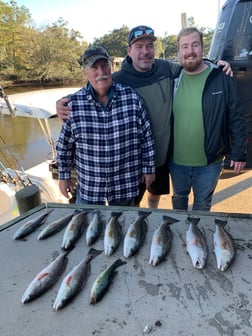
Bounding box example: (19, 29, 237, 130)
(215, 218, 228, 227)
(138, 210, 152, 219)
(162, 215, 179, 224)
(111, 211, 122, 218)
(187, 217, 200, 225)
(73, 209, 82, 215)
(45, 208, 54, 215)
(86, 248, 103, 259)
(113, 258, 127, 269)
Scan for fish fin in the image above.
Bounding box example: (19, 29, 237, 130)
(129, 229, 135, 238)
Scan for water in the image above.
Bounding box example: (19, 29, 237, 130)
(0, 87, 74, 170)
(0, 114, 61, 170)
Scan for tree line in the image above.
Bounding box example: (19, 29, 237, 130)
(0, 1, 214, 88)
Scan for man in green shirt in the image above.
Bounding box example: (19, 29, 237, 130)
(170, 27, 247, 211)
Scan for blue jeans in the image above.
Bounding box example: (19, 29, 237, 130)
(169, 160, 223, 211)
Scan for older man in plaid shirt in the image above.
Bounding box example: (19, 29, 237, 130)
(56, 47, 155, 206)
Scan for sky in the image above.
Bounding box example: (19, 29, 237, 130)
(12, 0, 226, 43)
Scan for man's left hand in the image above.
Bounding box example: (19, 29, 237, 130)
(230, 160, 246, 174)
(217, 60, 233, 77)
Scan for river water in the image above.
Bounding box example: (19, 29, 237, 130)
(0, 86, 79, 171)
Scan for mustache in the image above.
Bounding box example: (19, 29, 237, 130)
(185, 53, 197, 59)
(95, 75, 110, 81)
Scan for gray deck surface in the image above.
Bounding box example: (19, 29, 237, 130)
(0, 204, 251, 336)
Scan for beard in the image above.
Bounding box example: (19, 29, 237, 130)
(181, 55, 202, 72)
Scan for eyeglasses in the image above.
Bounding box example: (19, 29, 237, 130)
(133, 29, 154, 39)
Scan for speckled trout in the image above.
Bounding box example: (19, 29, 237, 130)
(90, 259, 127, 305)
(53, 248, 102, 310)
(86, 210, 103, 246)
(123, 210, 151, 258)
(149, 215, 179, 266)
(104, 212, 122, 256)
(21, 251, 69, 304)
(13, 209, 54, 240)
(186, 217, 208, 269)
(61, 210, 88, 250)
(213, 219, 235, 272)
(37, 210, 78, 240)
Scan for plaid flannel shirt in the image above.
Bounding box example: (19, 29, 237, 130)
(56, 82, 155, 204)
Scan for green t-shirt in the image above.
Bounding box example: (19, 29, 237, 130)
(173, 66, 211, 166)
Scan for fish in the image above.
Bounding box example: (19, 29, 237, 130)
(61, 210, 88, 250)
(89, 258, 127, 305)
(149, 215, 179, 266)
(213, 218, 236, 272)
(86, 210, 103, 246)
(13, 209, 54, 240)
(52, 248, 102, 311)
(21, 250, 69, 304)
(104, 212, 122, 256)
(186, 217, 208, 269)
(37, 210, 78, 240)
(123, 210, 151, 258)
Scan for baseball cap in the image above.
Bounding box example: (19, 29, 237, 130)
(81, 47, 110, 67)
(128, 25, 157, 45)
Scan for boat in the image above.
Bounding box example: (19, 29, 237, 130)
(0, 86, 80, 225)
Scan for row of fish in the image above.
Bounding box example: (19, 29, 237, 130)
(186, 217, 236, 272)
(12, 208, 236, 271)
(22, 247, 126, 310)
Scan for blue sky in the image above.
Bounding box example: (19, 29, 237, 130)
(12, 0, 225, 43)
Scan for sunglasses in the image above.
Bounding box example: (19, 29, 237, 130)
(133, 29, 154, 39)
(129, 28, 155, 44)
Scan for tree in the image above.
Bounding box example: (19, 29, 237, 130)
(31, 19, 84, 82)
(92, 25, 130, 57)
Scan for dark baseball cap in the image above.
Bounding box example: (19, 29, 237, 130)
(128, 25, 157, 45)
(81, 47, 110, 67)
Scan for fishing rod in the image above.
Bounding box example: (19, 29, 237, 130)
(0, 86, 16, 117)
(0, 149, 26, 187)
(0, 135, 33, 186)
(0, 161, 16, 185)
(37, 118, 57, 160)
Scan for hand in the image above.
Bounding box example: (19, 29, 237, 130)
(230, 160, 246, 174)
(217, 60, 233, 77)
(142, 173, 156, 189)
(59, 179, 75, 198)
(56, 97, 71, 121)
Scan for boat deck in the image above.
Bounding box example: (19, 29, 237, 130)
(0, 203, 251, 336)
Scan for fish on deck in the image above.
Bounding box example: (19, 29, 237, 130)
(86, 210, 103, 246)
(213, 218, 236, 272)
(186, 217, 208, 269)
(104, 212, 122, 256)
(13, 209, 54, 240)
(123, 210, 151, 258)
(61, 210, 88, 250)
(21, 250, 69, 304)
(89, 259, 127, 305)
(149, 215, 179, 266)
(53, 248, 102, 311)
(37, 210, 78, 240)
